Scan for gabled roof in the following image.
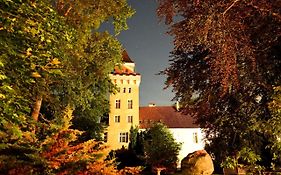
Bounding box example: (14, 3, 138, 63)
(122, 50, 134, 63)
(139, 106, 199, 129)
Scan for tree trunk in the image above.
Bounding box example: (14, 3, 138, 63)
(31, 95, 42, 121)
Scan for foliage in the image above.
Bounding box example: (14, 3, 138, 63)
(143, 122, 181, 173)
(0, 0, 72, 123)
(0, 0, 137, 174)
(157, 0, 281, 171)
(108, 127, 144, 170)
(0, 107, 141, 175)
(0, 0, 135, 140)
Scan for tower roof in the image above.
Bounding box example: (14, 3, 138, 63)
(111, 50, 140, 75)
(122, 50, 134, 63)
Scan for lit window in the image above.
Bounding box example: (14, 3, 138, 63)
(127, 80, 130, 84)
(123, 88, 126, 93)
(116, 100, 120, 109)
(128, 100, 133, 109)
(193, 132, 198, 143)
(128, 88, 132, 93)
(104, 132, 108, 142)
(128, 116, 133, 123)
(134, 80, 136, 84)
(119, 132, 129, 143)
(114, 116, 120, 123)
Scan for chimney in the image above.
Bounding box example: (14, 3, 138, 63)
(175, 101, 180, 111)
(148, 103, 156, 107)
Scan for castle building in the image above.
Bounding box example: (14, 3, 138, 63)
(105, 51, 141, 150)
(106, 51, 204, 167)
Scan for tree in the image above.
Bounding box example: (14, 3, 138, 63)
(143, 123, 181, 173)
(48, 0, 135, 140)
(157, 0, 281, 171)
(0, 0, 137, 173)
(0, 0, 135, 140)
(0, 107, 141, 175)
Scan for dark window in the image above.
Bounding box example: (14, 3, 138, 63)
(104, 132, 108, 142)
(116, 100, 120, 109)
(115, 115, 120, 123)
(119, 132, 129, 143)
(128, 116, 133, 123)
(128, 100, 133, 109)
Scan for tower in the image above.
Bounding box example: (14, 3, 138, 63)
(106, 51, 141, 150)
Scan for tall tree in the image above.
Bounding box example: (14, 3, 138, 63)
(157, 0, 281, 171)
(0, 0, 135, 140)
(0, 0, 137, 173)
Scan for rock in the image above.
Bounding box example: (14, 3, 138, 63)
(181, 150, 214, 175)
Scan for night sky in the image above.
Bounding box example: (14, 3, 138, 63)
(118, 0, 175, 106)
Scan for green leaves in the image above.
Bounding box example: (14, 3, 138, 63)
(0, 0, 134, 172)
(143, 123, 181, 171)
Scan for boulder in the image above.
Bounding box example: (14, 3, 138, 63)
(181, 150, 214, 175)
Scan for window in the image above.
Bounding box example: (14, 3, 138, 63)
(114, 115, 120, 123)
(119, 132, 129, 143)
(104, 132, 108, 142)
(115, 100, 120, 109)
(193, 132, 198, 143)
(128, 116, 133, 123)
(128, 100, 133, 109)
(123, 88, 126, 93)
(128, 88, 132, 93)
(134, 80, 136, 84)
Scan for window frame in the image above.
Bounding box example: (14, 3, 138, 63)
(128, 99, 133, 109)
(115, 99, 121, 109)
(119, 132, 129, 143)
(128, 115, 133, 123)
(114, 115, 120, 123)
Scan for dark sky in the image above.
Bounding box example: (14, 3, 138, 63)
(117, 0, 175, 106)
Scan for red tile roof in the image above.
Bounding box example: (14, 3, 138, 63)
(139, 106, 199, 129)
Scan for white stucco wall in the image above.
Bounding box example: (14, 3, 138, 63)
(169, 128, 205, 167)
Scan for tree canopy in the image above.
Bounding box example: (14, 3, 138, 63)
(143, 123, 181, 173)
(157, 0, 281, 171)
(0, 0, 134, 140)
(0, 0, 136, 173)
